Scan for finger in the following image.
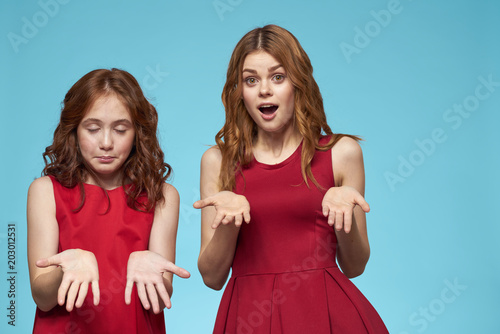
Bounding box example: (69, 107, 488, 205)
(36, 254, 61, 268)
(344, 209, 353, 234)
(327, 210, 335, 226)
(163, 262, 191, 279)
(221, 215, 234, 225)
(354, 193, 370, 212)
(211, 211, 225, 229)
(193, 198, 214, 209)
(57, 279, 71, 306)
(35, 258, 50, 268)
(322, 204, 330, 217)
(234, 214, 243, 227)
(91, 280, 100, 306)
(243, 211, 251, 224)
(146, 283, 160, 314)
(136, 283, 150, 310)
(334, 211, 344, 231)
(124, 280, 134, 305)
(156, 283, 172, 310)
(75, 282, 88, 308)
(65, 281, 80, 312)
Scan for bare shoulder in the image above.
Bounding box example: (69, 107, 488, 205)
(161, 182, 180, 205)
(28, 176, 54, 198)
(27, 176, 56, 230)
(331, 136, 365, 187)
(201, 146, 222, 168)
(331, 136, 363, 162)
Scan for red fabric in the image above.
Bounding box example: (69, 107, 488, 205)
(33, 177, 165, 334)
(214, 138, 388, 333)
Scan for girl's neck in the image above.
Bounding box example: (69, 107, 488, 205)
(85, 172, 124, 190)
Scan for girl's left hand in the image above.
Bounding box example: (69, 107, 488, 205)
(125, 251, 190, 313)
(321, 186, 370, 233)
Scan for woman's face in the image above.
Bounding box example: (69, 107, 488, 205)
(241, 51, 295, 138)
(77, 94, 135, 188)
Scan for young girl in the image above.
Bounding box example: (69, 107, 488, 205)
(195, 25, 388, 333)
(27, 68, 190, 333)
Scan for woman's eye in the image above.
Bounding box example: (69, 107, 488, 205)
(87, 128, 99, 133)
(274, 74, 285, 82)
(245, 77, 256, 85)
(115, 129, 127, 134)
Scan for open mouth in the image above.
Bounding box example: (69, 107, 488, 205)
(259, 105, 278, 115)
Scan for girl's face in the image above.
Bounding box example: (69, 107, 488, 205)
(241, 51, 295, 138)
(77, 94, 135, 188)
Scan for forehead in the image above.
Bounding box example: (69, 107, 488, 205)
(83, 94, 132, 120)
(242, 51, 282, 70)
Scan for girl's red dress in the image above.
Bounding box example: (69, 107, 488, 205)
(33, 176, 166, 334)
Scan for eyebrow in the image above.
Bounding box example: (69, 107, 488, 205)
(242, 64, 284, 74)
(81, 118, 133, 125)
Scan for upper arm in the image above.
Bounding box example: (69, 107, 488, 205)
(199, 146, 222, 258)
(27, 176, 59, 284)
(331, 136, 366, 193)
(331, 137, 368, 238)
(148, 183, 180, 280)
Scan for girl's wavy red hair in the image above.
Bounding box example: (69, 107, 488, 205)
(43, 68, 170, 212)
(217, 25, 359, 190)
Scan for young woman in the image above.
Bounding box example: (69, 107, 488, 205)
(27, 68, 190, 333)
(195, 25, 388, 333)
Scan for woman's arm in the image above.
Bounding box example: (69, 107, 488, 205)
(126, 183, 190, 314)
(194, 147, 250, 290)
(27, 176, 100, 312)
(324, 137, 371, 278)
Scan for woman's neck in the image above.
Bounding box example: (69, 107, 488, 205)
(253, 128, 303, 165)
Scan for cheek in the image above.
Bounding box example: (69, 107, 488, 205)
(121, 134, 136, 154)
(241, 89, 253, 109)
(282, 85, 295, 105)
(77, 134, 93, 156)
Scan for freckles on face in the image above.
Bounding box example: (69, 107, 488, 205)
(76, 94, 135, 185)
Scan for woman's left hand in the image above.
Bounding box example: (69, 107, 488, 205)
(321, 186, 370, 233)
(125, 251, 190, 313)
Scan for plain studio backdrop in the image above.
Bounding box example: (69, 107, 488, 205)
(1, 0, 498, 333)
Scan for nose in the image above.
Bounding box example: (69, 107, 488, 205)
(259, 80, 273, 97)
(99, 130, 113, 151)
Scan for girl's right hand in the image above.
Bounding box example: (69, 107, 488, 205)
(36, 249, 100, 312)
(193, 191, 251, 229)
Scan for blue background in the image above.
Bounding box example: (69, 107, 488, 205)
(1, 0, 499, 333)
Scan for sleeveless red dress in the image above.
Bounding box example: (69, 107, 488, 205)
(33, 176, 166, 334)
(213, 139, 388, 333)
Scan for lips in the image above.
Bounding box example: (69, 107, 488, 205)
(259, 104, 278, 114)
(258, 104, 278, 120)
(97, 156, 115, 163)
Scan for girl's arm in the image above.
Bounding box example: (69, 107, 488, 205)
(194, 147, 250, 290)
(27, 176, 100, 312)
(322, 137, 371, 278)
(27, 176, 62, 311)
(125, 183, 190, 314)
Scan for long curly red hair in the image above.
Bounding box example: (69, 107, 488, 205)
(43, 68, 170, 212)
(217, 25, 359, 190)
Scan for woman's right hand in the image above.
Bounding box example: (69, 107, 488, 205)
(193, 191, 251, 229)
(36, 249, 100, 312)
